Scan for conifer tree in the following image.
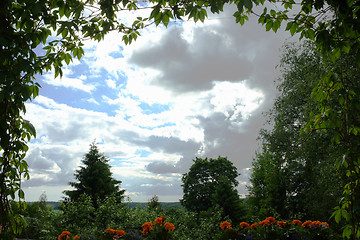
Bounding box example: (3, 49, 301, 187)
(64, 142, 125, 205)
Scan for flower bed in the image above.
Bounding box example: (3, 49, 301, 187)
(58, 216, 332, 240)
(217, 217, 332, 240)
(58, 216, 175, 240)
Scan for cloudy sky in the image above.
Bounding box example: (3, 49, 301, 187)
(22, 4, 294, 202)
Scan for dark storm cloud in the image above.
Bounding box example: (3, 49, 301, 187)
(112, 129, 202, 173)
(146, 161, 178, 174)
(130, 6, 290, 97)
(129, 25, 254, 93)
(194, 107, 264, 170)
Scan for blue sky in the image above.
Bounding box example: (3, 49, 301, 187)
(22, 5, 293, 202)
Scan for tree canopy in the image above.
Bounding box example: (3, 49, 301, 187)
(248, 42, 343, 220)
(181, 156, 245, 223)
(249, 41, 359, 236)
(63, 143, 125, 205)
(1, 0, 360, 237)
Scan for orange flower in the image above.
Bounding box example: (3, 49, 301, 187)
(265, 217, 276, 224)
(72, 235, 80, 240)
(220, 221, 232, 230)
(312, 221, 321, 227)
(277, 221, 287, 227)
(240, 222, 250, 229)
(58, 231, 71, 240)
(115, 230, 126, 236)
(259, 219, 271, 226)
(321, 222, 329, 229)
(105, 229, 116, 234)
(250, 223, 259, 228)
(164, 222, 175, 231)
(292, 220, 302, 226)
(302, 220, 313, 228)
(142, 222, 154, 235)
(155, 216, 167, 225)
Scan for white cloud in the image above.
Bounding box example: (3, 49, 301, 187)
(106, 79, 117, 89)
(42, 72, 96, 93)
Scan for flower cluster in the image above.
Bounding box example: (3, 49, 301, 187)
(142, 222, 154, 235)
(102, 228, 126, 239)
(58, 216, 175, 240)
(218, 217, 331, 240)
(220, 221, 232, 230)
(58, 231, 73, 240)
(141, 216, 175, 240)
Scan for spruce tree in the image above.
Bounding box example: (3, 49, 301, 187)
(64, 142, 125, 205)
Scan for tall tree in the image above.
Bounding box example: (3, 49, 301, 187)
(248, 41, 350, 222)
(181, 157, 245, 223)
(63, 142, 125, 205)
(2, 0, 360, 237)
(212, 176, 246, 224)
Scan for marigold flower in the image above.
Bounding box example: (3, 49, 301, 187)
(164, 222, 175, 231)
(58, 231, 71, 240)
(292, 220, 302, 226)
(277, 221, 287, 227)
(155, 216, 167, 225)
(265, 217, 276, 224)
(250, 223, 259, 228)
(302, 220, 313, 228)
(72, 235, 80, 240)
(259, 219, 271, 226)
(105, 229, 116, 234)
(321, 222, 329, 229)
(240, 222, 250, 229)
(115, 230, 126, 236)
(142, 222, 154, 235)
(312, 221, 321, 227)
(220, 221, 232, 230)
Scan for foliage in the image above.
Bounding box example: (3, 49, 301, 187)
(216, 217, 335, 240)
(59, 194, 98, 237)
(248, 42, 344, 221)
(12, 193, 62, 240)
(212, 176, 246, 224)
(63, 142, 125, 205)
(181, 156, 243, 220)
(2, 0, 360, 237)
(147, 195, 162, 211)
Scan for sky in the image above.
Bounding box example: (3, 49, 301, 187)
(22, 4, 294, 202)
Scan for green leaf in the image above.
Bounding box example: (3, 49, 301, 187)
(265, 21, 273, 31)
(64, 53, 72, 65)
(18, 189, 25, 199)
(237, 0, 244, 12)
(343, 225, 352, 239)
(244, 0, 253, 11)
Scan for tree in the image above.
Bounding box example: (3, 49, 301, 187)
(212, 176, 246, 224)
(248, 41, 354, 226)
(181, 157, 245, 223)
(63, 142, 125, 206)
(248, 150, 288, 219)
(2, 0, 360, 237)
(147, 195, 162, 211)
